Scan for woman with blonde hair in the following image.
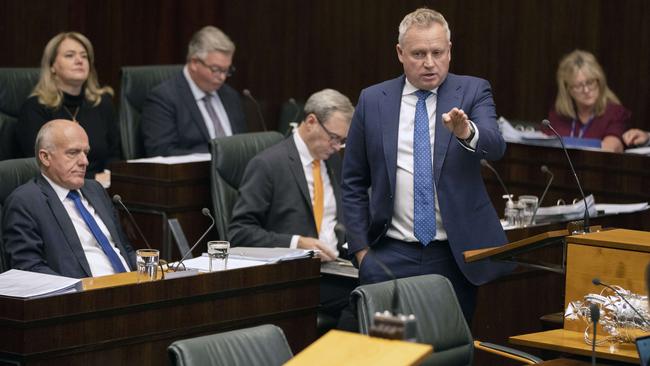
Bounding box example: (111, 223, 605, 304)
(546, 49, 630, 153)
(17, 32, 119, 180)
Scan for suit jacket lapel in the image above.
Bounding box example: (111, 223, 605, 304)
(434, 76, 461, 185)
(285, 138, 312, 213)
(381, 76, 405, 194)
(178, 74, 212, 142)
(37, 176, 92, 277)
(325, 154, 342, 221)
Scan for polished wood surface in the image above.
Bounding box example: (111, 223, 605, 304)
(0, 258, 320, 365)
(464, 228, 572, 263)
(286, 330, 432, 366)
(510, 329, 639, 364)
(109, 160, 214, 260)
(564, 230, 650, 332)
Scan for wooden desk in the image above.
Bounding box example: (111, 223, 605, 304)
(109, 160, 213, 260)
(0, 258, 319, 365)
(510, 329, 639, 364)
(286, 330, 432, 366)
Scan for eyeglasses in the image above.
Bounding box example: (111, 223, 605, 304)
(315, 115, 346, 146)
(569, 78, 598, 93)
(195, 58, 235, 77)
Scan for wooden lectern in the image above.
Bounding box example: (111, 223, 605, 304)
(491, 228, 650, 364)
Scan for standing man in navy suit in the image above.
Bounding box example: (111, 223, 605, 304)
(142, 26, 247, 157)
(341, 8, 513, 322)
(3, 120, 136, 278)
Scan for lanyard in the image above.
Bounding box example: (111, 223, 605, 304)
(570, 115, 594, 138)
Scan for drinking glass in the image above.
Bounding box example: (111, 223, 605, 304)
(207, 241, 230, 272)
(136, 249, 159, 282)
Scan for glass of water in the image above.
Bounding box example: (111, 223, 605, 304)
(207, 241, 230, 272)
(518, 195, 539, 226)
(136, 249, 159, 282)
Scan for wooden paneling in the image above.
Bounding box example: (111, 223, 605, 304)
(1, 0, 648, 133)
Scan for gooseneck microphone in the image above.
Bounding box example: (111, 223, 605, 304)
(113, 195, 152, 250)
(480, 159, 511, 199)
(589, 303, 600, 366)
(541, 119, 590, 233)
(243, 89, 268, 132)
(172, 208, 216, 271)
(592, 278, 650, 326)
(529, 165, 554, 225)
(288, 98, 302, 124)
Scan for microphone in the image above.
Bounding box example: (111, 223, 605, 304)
(529, 165, 554, 225)
(243, 89, 267, 132)
(112, 194, 165, 278)
(589, 303, 600, 366)
(592, 278, 650, 326)
(366, 251, 416, 341)
(541, 119, 590, 233)
(480, 159, 511, 199)
(171, 208, 216, 271)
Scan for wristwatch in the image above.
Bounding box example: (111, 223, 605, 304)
(462, 122, 476, 144)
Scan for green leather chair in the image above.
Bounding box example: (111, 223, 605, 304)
(0, 157, 40, 272)
(168, 324, 293, 366)
(277, 98, 304, 137)
(209, 131, 284, 240)
(118, 65, 182, 159)
(0, 68, 40, 160)
(352, 274, 543, 366)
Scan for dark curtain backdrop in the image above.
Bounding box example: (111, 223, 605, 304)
(1, 0, 648, 132)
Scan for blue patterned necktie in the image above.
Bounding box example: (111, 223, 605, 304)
(67, 190, 127, 273)
(413, 89, 436, 246)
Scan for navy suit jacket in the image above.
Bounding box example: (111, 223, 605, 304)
(228, 137, 345, 248)
(141, 71, 247, 157)
(341, 74, 513, 285)
(2, 176, 136, 278)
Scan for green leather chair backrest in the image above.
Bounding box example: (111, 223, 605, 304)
(0, 157, 40, 272)
(209, 131, 284, 240)
(277, 98, 304, 137)
(0, 68, 40, 160)
(118, 65, 182, 159)
(168, 324, 293, 366)
(352, 274, 475, 366)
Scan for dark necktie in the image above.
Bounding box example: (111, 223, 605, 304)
(203, 94, 226, 138)
(413, 89, 436, 246)
(67, 190, 127, 273)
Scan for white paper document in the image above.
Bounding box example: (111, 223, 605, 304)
(169, 255, 266, 272)
(0, 269, 82, 299)
(126, 153, 211, 164)
(534, 194, 598, 223)
(595, 202, 649, 215)
(228, 247, 314, 262)
(625, 146, 650, 155)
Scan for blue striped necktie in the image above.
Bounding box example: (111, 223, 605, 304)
(67, 190, 127, 273)
(413, 89, 436, 246)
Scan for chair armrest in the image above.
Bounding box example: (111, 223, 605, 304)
(474, 340, 543, 364)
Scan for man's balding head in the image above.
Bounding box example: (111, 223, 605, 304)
(36, 119, 89, 190)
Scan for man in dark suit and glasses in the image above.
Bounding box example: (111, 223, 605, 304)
(2, 120, 136, 278)
(142, 26, 247, 157)
(228, 89, 355, 328)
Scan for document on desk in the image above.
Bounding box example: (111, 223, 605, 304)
(126, 153, 211, 164)
(0, 269, 82, 298)
(170, 255, 266, 272)
(228, 247, 314, 263)
(625, 146, 650, 155)
(595, 202, 649, 215)
(534, 194, 597, 223)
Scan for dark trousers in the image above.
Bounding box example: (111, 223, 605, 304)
(358, 237, 477, 325)
(320, 274, 358, 332)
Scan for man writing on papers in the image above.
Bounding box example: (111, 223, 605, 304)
(228, 89, 355, 328)
(341, 8, 514, 323)
(2, 120, 136, 278)
(141, 26, 247, 157)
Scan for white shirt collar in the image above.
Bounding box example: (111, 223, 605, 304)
(293, 129, 316, 167)
(402, 78, 439, 97)
(42, 173, 75, 202)
(183, 65, 209, 102)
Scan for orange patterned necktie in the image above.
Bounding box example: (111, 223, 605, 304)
(312, 160, 323, 234)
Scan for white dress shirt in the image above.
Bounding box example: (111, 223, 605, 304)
(289, 131, 339, 257)
(386, 79, 479, 243)
(43, 175, 130, 276)
(183, 66, 233, 138)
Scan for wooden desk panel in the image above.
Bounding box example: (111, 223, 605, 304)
(0, 258, 320, 365)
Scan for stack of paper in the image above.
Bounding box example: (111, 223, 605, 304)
(229, 247, 313, 262)
(534, 194, 597, 223)
(0, 269, 82, 299)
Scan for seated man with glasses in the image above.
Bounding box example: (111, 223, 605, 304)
(228, 89, 357, 330)
(141, 26, 247, 157)
(545, 49, 630, 153)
